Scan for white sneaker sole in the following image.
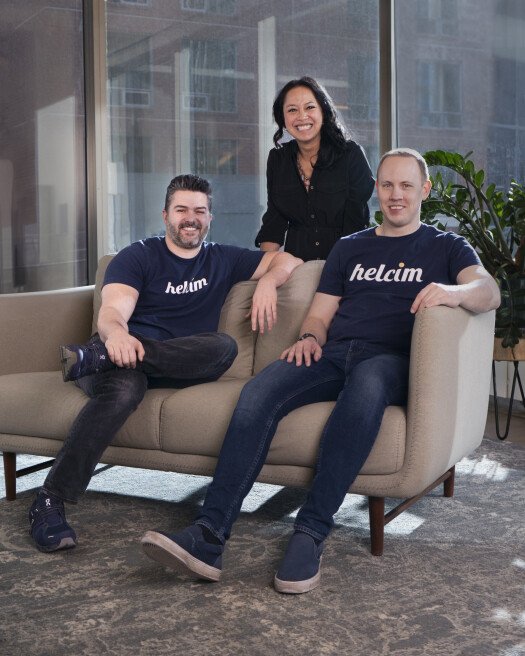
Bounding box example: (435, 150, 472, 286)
(140, 530, 221, 581)
(37, 536, 77, 553)
(274, 557, 322, 594)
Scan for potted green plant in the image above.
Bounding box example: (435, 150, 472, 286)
(420, 150, 525, 348)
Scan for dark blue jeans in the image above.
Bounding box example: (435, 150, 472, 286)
(195, 340, 409, 543)
(43, 332, 237, 503)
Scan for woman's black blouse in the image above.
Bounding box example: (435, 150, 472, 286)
(255, 140, 375, 261)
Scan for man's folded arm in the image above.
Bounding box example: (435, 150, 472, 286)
(410, 265, 500, 315)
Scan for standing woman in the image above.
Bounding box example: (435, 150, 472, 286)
(255, 77, 375, 261)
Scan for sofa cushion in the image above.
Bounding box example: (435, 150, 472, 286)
(217, 281, 258, 379)
(159, 378, 249, 455)
(0, 371, 173, 452)
(254, 261, 324, 374)
(0, 374, 405, 486)
(0, 372, 89, 439)
(267, 403, 406, 475)
(159, 377, 406, 476)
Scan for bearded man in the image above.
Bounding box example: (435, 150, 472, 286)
(29, 174, 302, 553)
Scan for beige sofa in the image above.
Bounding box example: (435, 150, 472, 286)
(0, 257, 495, 554)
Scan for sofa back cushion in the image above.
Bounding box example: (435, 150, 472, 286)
(253, 260, 324, 374)
(92, 254, 114, 335)
(217, 280, 258, 378)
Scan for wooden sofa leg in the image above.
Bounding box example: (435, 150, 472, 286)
(443, 465, 455, 497)
(2, 453, 58, 501)
(368, 496, 385, 557)
(3, 452, 16, 501)
(367, 466, 456, 556)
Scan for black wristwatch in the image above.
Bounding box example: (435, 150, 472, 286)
(298, 333, 318, 343)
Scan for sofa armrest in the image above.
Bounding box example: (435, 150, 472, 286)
(404, 305, 495, 486)
(0, 286, 95, 375)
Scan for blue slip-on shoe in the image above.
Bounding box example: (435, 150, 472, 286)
(274, 531, 323, 594)
(60, 342, 114, 382)
(140, 525, 223, 581)
(29, 492, 78, 553)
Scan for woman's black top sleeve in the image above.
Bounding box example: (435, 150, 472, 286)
(255, 140, 375, 261)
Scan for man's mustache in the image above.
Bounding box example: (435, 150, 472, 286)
(178, 221, 202, 230)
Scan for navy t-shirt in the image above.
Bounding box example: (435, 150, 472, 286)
(318, 224, 481, 355)
(103, 237, 265, 340)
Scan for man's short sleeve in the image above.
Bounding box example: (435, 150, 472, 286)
(447, 233, 482, 281)
(103, 243, 147, 292)
(316, 240, 347, 297)
(221, 245, 265, 285)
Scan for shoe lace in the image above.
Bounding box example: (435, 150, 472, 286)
(87, 341, 108, 372)
(34, 501, 66, 524)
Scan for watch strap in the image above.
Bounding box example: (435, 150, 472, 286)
(298, 333, 318, 343)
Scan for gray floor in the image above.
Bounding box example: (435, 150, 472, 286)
(2, 436, 525, 656)
(1, 398, 525, 656)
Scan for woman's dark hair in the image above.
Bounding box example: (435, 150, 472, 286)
(272, 76, 350, 168)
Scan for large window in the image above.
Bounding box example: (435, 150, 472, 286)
(105, 0, 380, 252)
(396, 0, 525, 192)
(2, 2, 525, 294)
(0, 1, 86, 293)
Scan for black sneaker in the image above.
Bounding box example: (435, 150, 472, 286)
(60, 341, 114, 382)
(29, 492, 77, 553)
(140, 524, 223, 581)
(274, 531, 323, 594)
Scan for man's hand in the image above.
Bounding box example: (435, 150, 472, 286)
(279, 292, 339, 365)
(247, 251, 303, 332)
(280, 336, 322, 367)
(410, 282, 461, 314)
(105, 330, 145, 369)
(411, 266, 501, 315)
(98, 282, 142, 367)
(246, 277, 277, 333)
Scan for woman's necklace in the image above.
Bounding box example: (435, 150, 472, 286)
(297, 156, 312, 191)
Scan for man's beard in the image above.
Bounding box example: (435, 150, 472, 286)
(166, 221, 208, 250)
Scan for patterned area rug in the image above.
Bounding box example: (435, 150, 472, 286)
(1, 438, 524, 656)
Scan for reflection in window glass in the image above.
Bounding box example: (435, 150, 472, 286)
(108, 0, 152, 6)
(0, 2, 86, 293)
(416, 0, 459, 36)
(417, 61, 461, 129)
(346, 0, 379, 30)
(187, 38, 237, 113)
(108, 34, 152, 108)
(193, 138, 238, 175)
(182, 0, 237, 16)
(348, 54, 379, 122)
(105, 1, 380, 252)
(396, 0, 525, 191)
